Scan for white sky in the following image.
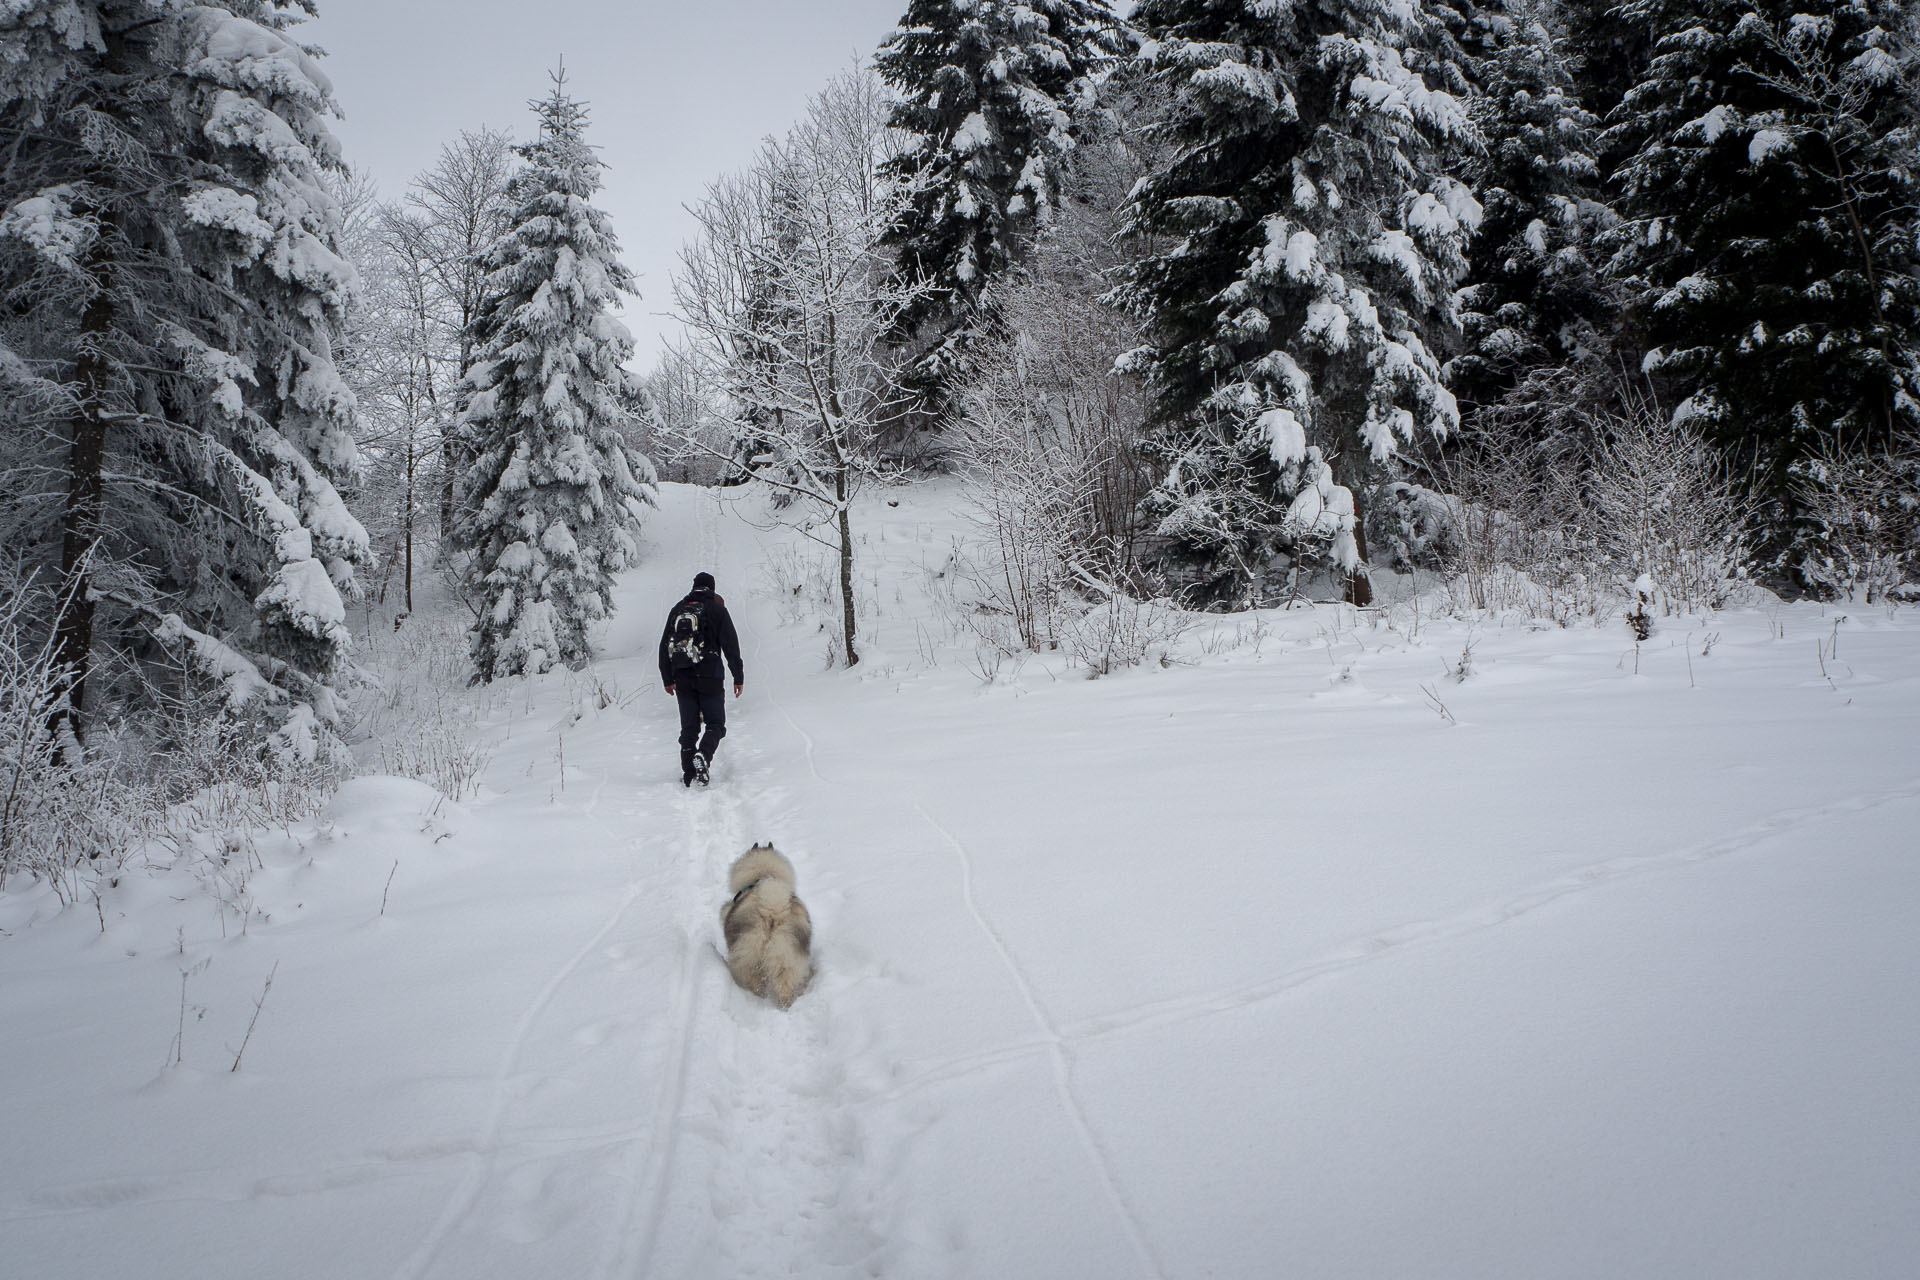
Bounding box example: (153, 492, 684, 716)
(304, 0, 906, 369)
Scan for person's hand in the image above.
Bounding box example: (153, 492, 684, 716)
(733, 683, 743, 699)
(664, 683, 675, 696)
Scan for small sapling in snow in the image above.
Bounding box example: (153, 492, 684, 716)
(1448, 633, 1477, 683)
(1420, 682, 1456, 725)
(1626, 574, 1655, 641)
(229, 962, 278, 1073)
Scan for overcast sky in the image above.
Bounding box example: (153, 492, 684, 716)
(305, 0, 906, 368)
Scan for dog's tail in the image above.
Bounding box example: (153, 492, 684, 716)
(760, 918, 810, 1009)
(729, 844, 795, 895)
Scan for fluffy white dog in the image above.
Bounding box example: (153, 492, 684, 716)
(721, 844, 812, 1008)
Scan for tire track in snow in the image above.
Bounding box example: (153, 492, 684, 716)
(913, 799, 1169, 1280)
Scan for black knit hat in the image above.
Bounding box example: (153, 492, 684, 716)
(692, 571, 715, 590)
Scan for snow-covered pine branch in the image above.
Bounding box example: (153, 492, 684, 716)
(877, 0, 1135, 422)
(1603, 0, 1920, 587)
(1118, 0, 1481, 608)
(1447, 4, 1622, 442)
(1, 0, 371, 749)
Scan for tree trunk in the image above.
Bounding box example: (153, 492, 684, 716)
(1343, 479, 1375, 608)
(51, 247, 116, 748)
(836, 468, 858, 667)
(440, 435, 458, 538)
(403, 428, 416, 614)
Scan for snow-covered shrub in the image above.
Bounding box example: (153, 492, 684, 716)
(946, 82, 1157, 642)
(352, 608, 493, 803)
(950, 392, 1087, 651)
(1, 574, 341, 911)
(1428, 441, 1611, 623)
(372, 712, 491, 805)
(1425, 382, 1754, 624)
(1373, 481, 1460, 569)
(0, 590, 152, 902)
(1059, 591, 1195, 678)
(1587, 405, 1753, 615)
(1625, 574, 1656, 641)
(1792, 439, 1920, 603)
(759, 543, 842, 633)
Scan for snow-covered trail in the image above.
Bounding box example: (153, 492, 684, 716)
(389, 485, 903, 1280)
(4, 480, 1918, 1280)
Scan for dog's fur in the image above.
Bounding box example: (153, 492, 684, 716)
(720, 844, 812, 1008)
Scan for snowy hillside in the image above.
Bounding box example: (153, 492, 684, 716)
(4, 481, 1917, 1279)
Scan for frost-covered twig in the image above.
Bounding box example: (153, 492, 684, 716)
(229, 962, 278, 1073)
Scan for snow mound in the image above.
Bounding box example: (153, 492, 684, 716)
(322, 776, 465, 839)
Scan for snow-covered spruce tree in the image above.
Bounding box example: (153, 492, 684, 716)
(1603, 0, 1920, 585)
(877, 0, 1131, 421)
(454, 76, 657, 682)
(1447, 3, 1620, 437)
(1559, 0, 1652, 156)
(0, 0, 369, 755)
(1118, 0, 1480, 606)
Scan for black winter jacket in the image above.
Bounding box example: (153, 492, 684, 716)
(658, 588, 744, 691)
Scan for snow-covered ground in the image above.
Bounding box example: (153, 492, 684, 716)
(5, 481, 1917, 1279)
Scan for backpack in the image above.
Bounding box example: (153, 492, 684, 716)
(667, 598, 708, 670)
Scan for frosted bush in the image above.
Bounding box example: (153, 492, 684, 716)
(1, 579, 341, 912)
(759, 543, 843, 632)
(351, 608, 493, 801)
(1793, 441, 1920, 603)
(1059, 593, 1195, 678)
(1587, 407, 1752, 616)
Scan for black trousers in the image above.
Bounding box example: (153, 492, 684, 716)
(676, 682, 726, 766)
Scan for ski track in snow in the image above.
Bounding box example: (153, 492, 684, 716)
(597, 481, 728, 1280)
(596, 784, 710, 1280)
(380, 489, 882, 1280)
(611, 488, 882, 1279)
(393, 875, 650, 1280)
(912, 798, 1170, 1280)
(871, 777, 1920, 1106)
(16, 481, 1916, 1279)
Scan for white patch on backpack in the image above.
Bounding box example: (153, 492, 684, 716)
(669, 600, 707, 668)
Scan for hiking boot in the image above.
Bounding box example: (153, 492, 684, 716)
(691, 752, 710, 786)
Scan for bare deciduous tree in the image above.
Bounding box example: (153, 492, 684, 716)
(952, 114, 1160, 645)
(405, 129, 516, 537)
(670, 69, 929, 667)
(642, 341, 730, 486)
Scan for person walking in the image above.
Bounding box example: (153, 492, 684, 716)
(659, 571, 744, 786)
